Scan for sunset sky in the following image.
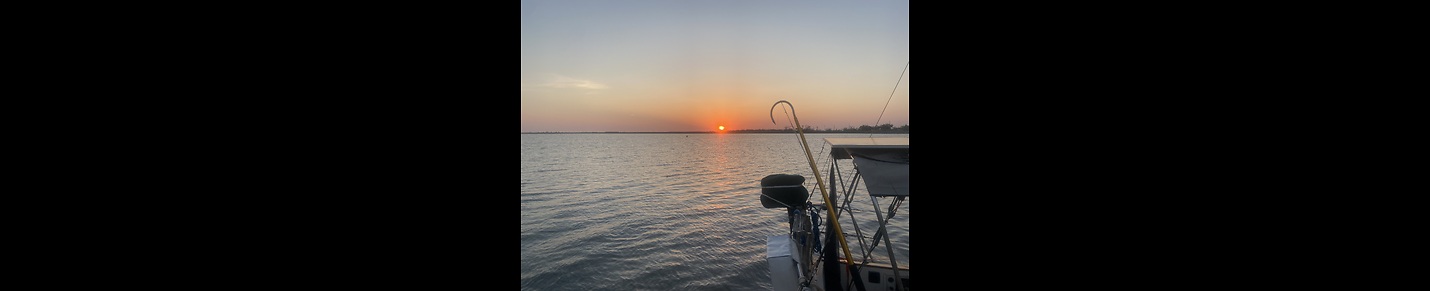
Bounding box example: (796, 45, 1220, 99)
(521, 0, 909, 132)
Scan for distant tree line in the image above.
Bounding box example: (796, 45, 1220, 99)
(732, 123, 909, 133)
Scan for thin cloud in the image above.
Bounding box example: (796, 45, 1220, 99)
(541, 74, 608, 90)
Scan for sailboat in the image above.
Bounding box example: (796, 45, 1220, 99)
(762, 100, 909, 291)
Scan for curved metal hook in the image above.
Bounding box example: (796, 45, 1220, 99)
(765, 99, 862, 273)
(769, 100, 792, 124)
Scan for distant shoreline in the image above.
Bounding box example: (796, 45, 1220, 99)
(520, 131, 909, 134)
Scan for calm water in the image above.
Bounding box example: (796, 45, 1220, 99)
(520, 133, 909, 291)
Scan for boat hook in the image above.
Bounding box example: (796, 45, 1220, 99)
(769, 100, 861, 277)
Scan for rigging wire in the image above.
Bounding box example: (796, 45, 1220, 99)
(778, 106, 833, 199)
(777, 106, 810, 168)
(869, 61, 909, 138)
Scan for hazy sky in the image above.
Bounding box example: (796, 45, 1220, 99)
(521, 0, 909, 132)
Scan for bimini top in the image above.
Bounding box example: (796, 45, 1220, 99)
(824, 137, 909, 159)
(825, 137, 908, 197)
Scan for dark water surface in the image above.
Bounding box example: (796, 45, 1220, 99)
(521, 133, 909, 291)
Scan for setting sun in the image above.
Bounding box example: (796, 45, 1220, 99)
(718, 125, 725, 131)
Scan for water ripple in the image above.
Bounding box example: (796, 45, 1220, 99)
(521, 133, 908, 291)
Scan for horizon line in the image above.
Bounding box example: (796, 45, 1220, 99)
(519, 131, 910, 134)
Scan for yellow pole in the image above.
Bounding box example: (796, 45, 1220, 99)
(770, 100, 857, 268)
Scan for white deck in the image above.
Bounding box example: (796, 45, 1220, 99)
(767, 235, 801, 291)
